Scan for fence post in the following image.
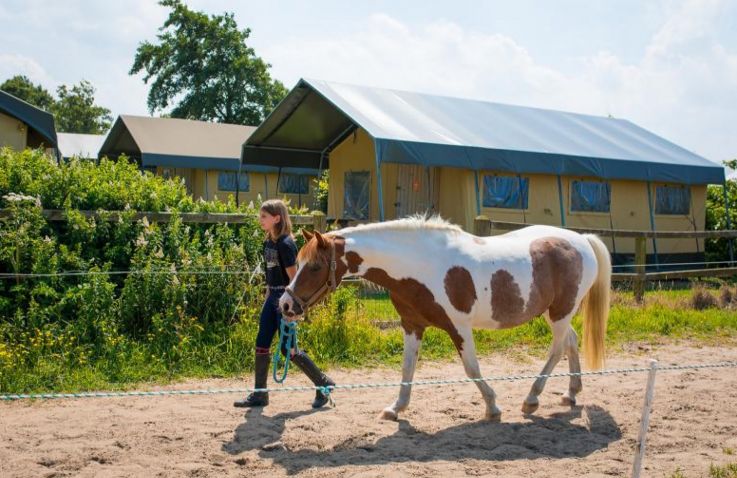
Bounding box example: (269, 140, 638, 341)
(632, 359, 659, 478)
(474, 215, 491, 237)
(634, 236, 647, 303)
(312, 211, 327, 233)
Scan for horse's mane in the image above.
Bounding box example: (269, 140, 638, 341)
(332, 215, 463, 236)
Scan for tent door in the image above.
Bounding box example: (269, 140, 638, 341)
(395, 165, 438, 218)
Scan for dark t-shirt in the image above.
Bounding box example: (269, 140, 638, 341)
(264, 235, 298, 288)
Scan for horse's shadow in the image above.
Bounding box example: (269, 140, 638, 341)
(224, 405, 622, 475)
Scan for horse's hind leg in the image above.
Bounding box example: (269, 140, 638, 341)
(562, 325, 583, 406)
(454, 325, 502, 421)
(522, 316, 570, 414)
(380, 328, 424, 421)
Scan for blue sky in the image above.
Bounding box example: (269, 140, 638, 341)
(1, 0, 735, 167)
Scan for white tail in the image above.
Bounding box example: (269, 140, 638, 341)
(580, 234, 611, 370)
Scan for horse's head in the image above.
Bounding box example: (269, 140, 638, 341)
(279, 229, 344, 319)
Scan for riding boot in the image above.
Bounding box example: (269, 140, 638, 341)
(290, 351, 336, 408)
(233, 352, 270, 407)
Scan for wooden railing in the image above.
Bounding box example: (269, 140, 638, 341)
(0, 209, 328, 232)
(473, 215, 737, 302)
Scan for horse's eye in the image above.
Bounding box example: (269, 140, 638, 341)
(309, 263, 321, 272)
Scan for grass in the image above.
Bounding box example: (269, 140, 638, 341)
(2, 288, 737, 395)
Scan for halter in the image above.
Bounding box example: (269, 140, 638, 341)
(284, 241, 337, 313)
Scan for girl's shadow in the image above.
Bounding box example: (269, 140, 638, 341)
(223, 407, 324, 455)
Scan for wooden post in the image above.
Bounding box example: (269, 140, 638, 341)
(312, 211, 327, 233)
(631, 360, 659, 478)
(474, 215, 491, 237)
(634, 236, 647, 303)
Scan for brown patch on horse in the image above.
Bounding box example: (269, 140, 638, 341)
(363, 267, 465, 352)
(345, 251, 363, 274)
(444, 266, 477, 314)
(490, 269, 526, 326)
(490, 237, 583, 327)
(529, 237, 583, 321)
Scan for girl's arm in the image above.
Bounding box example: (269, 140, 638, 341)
(286, 265, 297, 281)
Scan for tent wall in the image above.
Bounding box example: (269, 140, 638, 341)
(158, 167, 316, 208)
(0, 111, 26, 150)
(328, 128, 397, 221)
(478, 171, 706, 255)
(437, 167, 476, 231)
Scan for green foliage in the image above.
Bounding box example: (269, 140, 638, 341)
(313, 169, 329, 213)
(52, 80, 112, 134)
(0, 75, 55, 111)
(1, 76, 111, 134)
(709, 463, 737, 478)
(130, 0, 288, 125)
(705, 160, 737, 262)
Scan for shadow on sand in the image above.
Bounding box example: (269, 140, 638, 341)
(224, 405, 621, 475)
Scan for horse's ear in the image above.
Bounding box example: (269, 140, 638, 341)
(302, 228, 314, 242)
(314, 231, 328, 249)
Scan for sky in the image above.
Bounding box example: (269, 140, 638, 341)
(1, 0, 735, 168)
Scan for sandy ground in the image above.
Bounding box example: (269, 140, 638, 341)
(2, 343, 737, 478)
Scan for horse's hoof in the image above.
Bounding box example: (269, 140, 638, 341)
(379, 408, 398, 421)
(484, 410, 502, 422)
(521, 400, 539, 414)
(561, 396, 576, 407)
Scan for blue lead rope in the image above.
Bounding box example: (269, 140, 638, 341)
(272, 319, 297, 384)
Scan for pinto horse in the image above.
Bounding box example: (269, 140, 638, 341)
(280, 216, 611, 421)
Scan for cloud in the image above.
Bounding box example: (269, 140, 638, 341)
(262, 3, 737, 163)
(0, 53, 56, 88)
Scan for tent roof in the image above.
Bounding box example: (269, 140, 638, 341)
(99, 115, 318, 175)
(0, 90, 58, 150)
(58, 132, 105, 160)
(242, 79, 724, 184)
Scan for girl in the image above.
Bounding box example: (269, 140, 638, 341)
(234, 199, 335, 409)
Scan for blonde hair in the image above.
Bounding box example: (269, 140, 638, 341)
(261, 199, 292, 240)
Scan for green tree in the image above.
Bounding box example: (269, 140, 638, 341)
(130, 0, 287, 125)
(705, 159, 737, 261)
(0, 75, 55, 111)
(52, 80, 113, 134)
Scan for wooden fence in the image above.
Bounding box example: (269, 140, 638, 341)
(473, 215, 737, 302)
(0, 209, 328, 232)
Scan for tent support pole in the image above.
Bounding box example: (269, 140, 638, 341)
(557, 175, 566, 227)
(374, 145, 385, 222)
(646, 181, 659, 270)
(474, 171, 481, 216)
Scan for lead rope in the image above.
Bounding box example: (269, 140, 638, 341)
(272, 320, 297, 384)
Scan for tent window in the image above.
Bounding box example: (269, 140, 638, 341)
(655, 185, 690, 215)
(218, 171, 249, 192)
(482, 175, 528, 209)
(344, 171, 370, 220)
(278, 173, 310, 194)
(571, 180, 610, 212)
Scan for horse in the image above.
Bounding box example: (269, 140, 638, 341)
(279, 216, 611, 421)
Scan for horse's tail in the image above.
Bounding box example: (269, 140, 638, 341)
(580, 234, 611, 370)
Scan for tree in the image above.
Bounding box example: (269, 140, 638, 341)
(1, 76, 112, 134)
(130, 0, 287, 125)
(0, 75, 55, 111)
(705, 159, 737, 261)
(51, 80, 112, 134)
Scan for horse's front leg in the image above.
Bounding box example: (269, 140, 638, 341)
(380, 328, 424, 421)
(454, 325, 502, 421)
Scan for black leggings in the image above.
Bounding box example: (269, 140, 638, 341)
(255, 290, 292, 355)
